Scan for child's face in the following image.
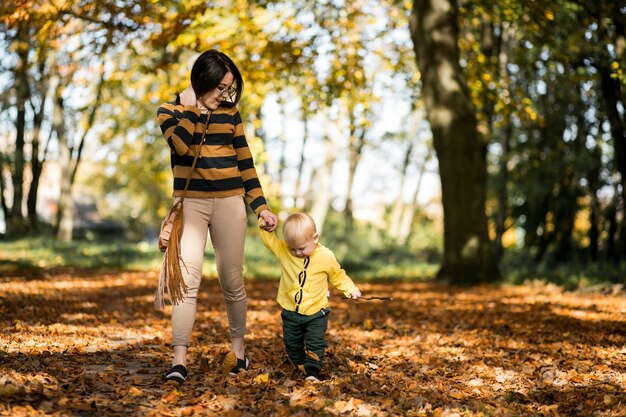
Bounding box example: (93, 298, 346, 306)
(287, 233, 319, 258)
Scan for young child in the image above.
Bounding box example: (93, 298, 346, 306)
(259, 212, 361, 382)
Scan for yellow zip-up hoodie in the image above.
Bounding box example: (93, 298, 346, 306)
(259, 227, 359, 315)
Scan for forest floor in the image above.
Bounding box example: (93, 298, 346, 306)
(1, 267, 625, 416)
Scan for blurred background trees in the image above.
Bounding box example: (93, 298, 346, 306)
(1, 0, 624, 284)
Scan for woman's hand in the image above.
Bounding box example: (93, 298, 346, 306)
(179, 85, 196, 106)
(259, 209, 278, 232)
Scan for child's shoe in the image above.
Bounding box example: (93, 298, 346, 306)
(304, 367, 321, 382)
(165, 364, 187, 383)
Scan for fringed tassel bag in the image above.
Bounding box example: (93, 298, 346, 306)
(154, 115, 210, 310)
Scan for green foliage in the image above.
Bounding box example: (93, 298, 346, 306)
(317, 210, 440, 281)
(500, 249, 626, 290)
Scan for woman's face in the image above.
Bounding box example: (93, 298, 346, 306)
(198, 72, 235, 110)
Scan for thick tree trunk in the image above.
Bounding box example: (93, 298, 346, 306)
(598, 65, 626, 260)
(596, 5, 626, 260)
(410, 0, 499, 284)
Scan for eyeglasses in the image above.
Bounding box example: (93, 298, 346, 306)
(216, 85, 236, 99)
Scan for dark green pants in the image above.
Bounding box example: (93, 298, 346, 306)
(281, 307, 330, 373)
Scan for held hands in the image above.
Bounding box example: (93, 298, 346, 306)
(259, 209, 278, 232)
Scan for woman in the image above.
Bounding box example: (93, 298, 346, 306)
(156, 49, 278, 383)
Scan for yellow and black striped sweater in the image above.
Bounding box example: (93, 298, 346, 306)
(157, 102, 269, 215)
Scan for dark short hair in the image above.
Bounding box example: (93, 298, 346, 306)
(189, 49, 243, 107)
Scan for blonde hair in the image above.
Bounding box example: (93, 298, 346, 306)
(282, 213, 317, 247)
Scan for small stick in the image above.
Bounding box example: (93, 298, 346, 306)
(343, 296, 394, 301)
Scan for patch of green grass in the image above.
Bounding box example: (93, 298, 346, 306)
(0, 236, 164, 273)
(500, 250, 626, 290)
(1, 232, 440, 283)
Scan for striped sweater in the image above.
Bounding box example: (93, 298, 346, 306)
(157, 101, 269, 215)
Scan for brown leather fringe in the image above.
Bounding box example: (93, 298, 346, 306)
(154, 202, 188, 310)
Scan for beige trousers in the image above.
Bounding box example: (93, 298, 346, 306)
(171, 196, 248, 346)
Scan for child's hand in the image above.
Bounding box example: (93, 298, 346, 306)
(350, 289, 362, 300)
(259, 209, 278, 231)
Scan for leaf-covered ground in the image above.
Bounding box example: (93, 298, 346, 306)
(1, 269, 625, 416)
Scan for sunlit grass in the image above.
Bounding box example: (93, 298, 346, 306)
(0, 234, 438, 282)
(5, 235, 625, 288)
(0, 237, 163, 272)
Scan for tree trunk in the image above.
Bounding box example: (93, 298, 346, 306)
(588, 188, 600, 262)
(596, 5, 626, 260)
(398, 147, 432, 245)
(389, 141, 414, 240)
(310, 110, 336, 232)
(71, 67, 105, 185)
(491, 23, 513, 262)
(277, 98, 287, 203)
(52, 74, 73, 241)
(344, 107, 366, 229)
(250, 108, 270, 177)
(494, 119, 511, 261)
(0, 157, 8, 229)
(410, 0, 499, 284)
(294, 103, 310, 209)
(27, 55, 50, 231)
(8, 24, 30, 236)
(598, 65, 626, 260)
(606, 196, 619, 262)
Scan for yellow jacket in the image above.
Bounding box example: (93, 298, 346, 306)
(259, 227, 359, 315)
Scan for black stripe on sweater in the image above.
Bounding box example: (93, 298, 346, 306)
(174, 154, 238, 170)
(243, 178, 261, 191)
(249, 196, 267, 211)
(203, 133, 234, 146)
(173, 177, 244, 192)
(237, 157, 254, 171)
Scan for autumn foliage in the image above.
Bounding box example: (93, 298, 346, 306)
(1, 268, 625, 416)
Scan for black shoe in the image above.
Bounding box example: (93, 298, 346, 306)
(304, 366, 321, 382)
(165, 364, 187, 383)
(229, 357, 250, 375)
